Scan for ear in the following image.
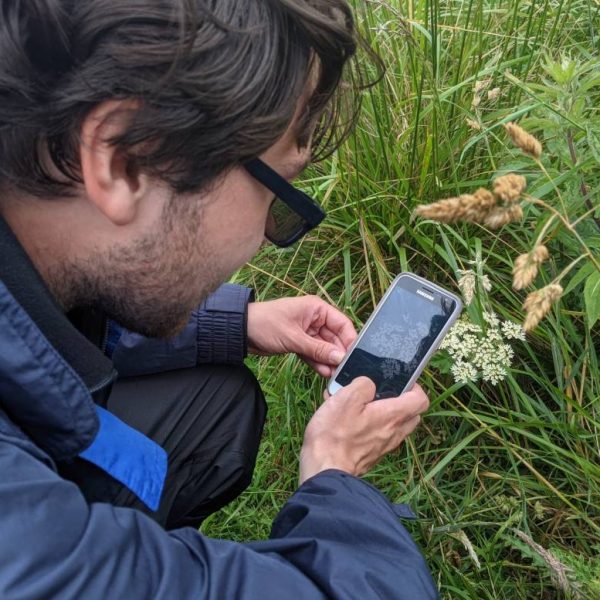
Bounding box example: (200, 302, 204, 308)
(79, 100, 148, 226)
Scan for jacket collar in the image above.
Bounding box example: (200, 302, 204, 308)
(0, 216, 116, 459)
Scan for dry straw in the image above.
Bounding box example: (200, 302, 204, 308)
(504, 122, 542, 159)
(512, 530, 582, 599)
(523, 283, 563, 331)
(513, 245, 550, 290)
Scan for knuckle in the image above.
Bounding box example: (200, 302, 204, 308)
(314, 344, 329, 361)
(403, 387, 430, 415)
(308, 294, 323, 307)
(356, 376, 376, 392)
(354, 377, 376, 398)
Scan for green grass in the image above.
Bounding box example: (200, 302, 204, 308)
(202, 1, 600, 597)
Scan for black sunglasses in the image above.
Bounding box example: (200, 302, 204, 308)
(244, 158, 326, 248)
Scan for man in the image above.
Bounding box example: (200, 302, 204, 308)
(0, 1, 437, 598)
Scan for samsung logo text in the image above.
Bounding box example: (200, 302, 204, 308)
(416, 289, 435, 301)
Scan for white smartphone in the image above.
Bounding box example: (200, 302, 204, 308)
(328, 272, 462, 399)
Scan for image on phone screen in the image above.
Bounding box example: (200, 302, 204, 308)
(334, 285, 456, 398)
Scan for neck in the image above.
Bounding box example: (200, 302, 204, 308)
(0, 194, 78, 311)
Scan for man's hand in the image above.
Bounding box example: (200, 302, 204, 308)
(299, 378, 430, 484)
(247, 296, 357, 377)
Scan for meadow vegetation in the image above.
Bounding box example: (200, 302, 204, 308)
(203, 1, 600, 597)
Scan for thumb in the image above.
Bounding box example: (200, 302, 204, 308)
(330, 376, 376, 406)
(301, 334, 345, 365)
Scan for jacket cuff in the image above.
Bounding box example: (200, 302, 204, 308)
(266, 469, 438, 599)
(196, 283, 254, 365)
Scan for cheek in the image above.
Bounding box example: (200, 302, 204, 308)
(202, 188, 269, 264)
(227, 180, 272, 250)
(231, 201, 267, 252)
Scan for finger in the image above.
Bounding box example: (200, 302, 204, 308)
(375, 384, 430, 421)
(331, 376, 376, 406)
(390, 415, 421, 450)
(298, 333, 345, 366)
(316, 328, 348, 353)
(321, 305, 358, 349)
(300, 357, 333, 378)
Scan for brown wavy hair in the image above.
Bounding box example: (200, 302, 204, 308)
(0, 0, 379, 197)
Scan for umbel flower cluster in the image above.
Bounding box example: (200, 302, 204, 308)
(440, 312, 525, 385)
(415, 122, 564, 332)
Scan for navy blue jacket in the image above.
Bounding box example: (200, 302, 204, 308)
(0, 217, 438, 599)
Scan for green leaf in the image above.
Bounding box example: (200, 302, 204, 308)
(586, 126, 600, 165)
(563, 262, 596, 297)
(584, 271, 600, 329)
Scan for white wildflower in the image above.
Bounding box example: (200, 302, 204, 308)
(451, 360, 478, 384)
(482, 275, 492, 292)
(441, 314, 524, 386)
(483, 311, 500, 328)
(501, 320, 526, 341)
(481, 363, 507, 385)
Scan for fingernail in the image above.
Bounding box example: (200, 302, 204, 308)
(330, 350, 345, 364)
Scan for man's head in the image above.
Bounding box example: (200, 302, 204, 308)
(0, 0, 365, 337)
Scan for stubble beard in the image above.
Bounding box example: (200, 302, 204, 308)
(60, 196, 226, 339)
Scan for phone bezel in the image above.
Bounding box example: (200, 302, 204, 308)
(327, 272, 463, 397)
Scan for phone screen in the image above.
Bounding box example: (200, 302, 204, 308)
(334, 283, 456, 397)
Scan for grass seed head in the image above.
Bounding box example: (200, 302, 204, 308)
(532, 245, 549, 262)
(414, 197, 467, 223)
(487, 87, 501, 101)
(504, 122, 542, 159)
(466, 188, 496, 220)
(484, 204, 523, 229)
(474, 79, 491, 93)
(415, 189, 497, 224)
(457, 270, 477, 305)
(493, 174, 527, 203)
(512, 245, 549, 290)
(523, 283, 563, 331)
(466, 118, 481, 131)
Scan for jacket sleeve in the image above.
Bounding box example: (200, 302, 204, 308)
(109, 283, 254, 377)
(0, 439, 438, 600)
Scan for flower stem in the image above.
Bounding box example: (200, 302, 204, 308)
(553, 254, 588, 285)
(522, 194, 600, 273)
(534, 157, 567, 216)
(571, 204, 600, 228)
(534, 214, 559, 247)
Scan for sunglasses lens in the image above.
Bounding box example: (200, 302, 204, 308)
(265, 197, 308, 246)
